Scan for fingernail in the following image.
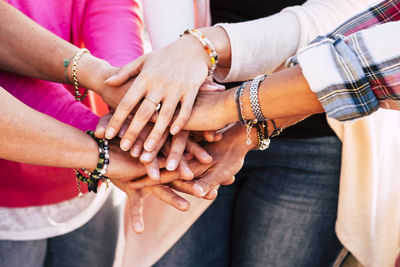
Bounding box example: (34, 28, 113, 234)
(105, 127, 115, 139)
(121, 140, 131, 151)
(166, 159, 178, 171)
(134, 222, 143, 233)
(193, 184, 205, 197)
(178, 199, 189, 209)
(210, 189, 218, 198)
(131, 146, 141, 157)
(200, 152, 212, 161)
(140, 153, 152, 162)
(170, 126, 180, 135)
(104, 75, 116, 84)
(184, 166, 194, 179)
(150, 169, 160, 180)
(144, 139, 156, 152)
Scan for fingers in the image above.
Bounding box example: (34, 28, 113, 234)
(185, 140, 213, 164)
(221, 176, 235, 186)
(105, 56, 145, 86)
(144, 97, 180, 152)
(139, 129, 169, 164)
(95, 113, 112, 139)
(192, 168, 232, 198)
(144, 185, 190, 211)
(105, 79, 146, 141)
(126, 189, 145, 234)
(177, 159, 194, 180)
(166, 131, 190, 171)
(170, 180, 219, 200)
(143, 157, 160, 181)
(170, 93, 196, 136)
(129, 169, 181, 190)
(199, 80, 225, 92)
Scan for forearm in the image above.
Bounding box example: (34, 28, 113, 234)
(0, 87, 98, 168)
(0, 1, 115, 94)
(0, 87, 145, 178)
(222, 65, 323, 124)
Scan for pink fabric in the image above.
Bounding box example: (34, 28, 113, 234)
(0, 0, 143, 207)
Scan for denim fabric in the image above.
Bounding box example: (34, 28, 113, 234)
(0, 194, 119, 267)
(154, 136, 342, 267)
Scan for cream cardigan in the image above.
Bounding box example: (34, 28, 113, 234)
(120, 1, 400, 266)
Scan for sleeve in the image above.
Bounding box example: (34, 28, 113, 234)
(141, 0, 195, 50)
(213, 0, 374, 83)
(295, 21, 400, 121)
(80, 0, 144, 67)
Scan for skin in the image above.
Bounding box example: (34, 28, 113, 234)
(0, 2, 216, 233)
(183, 65, 324, 132)
(104, 27, 231, 153)
(0, 86, 196, 233)
(0, 1, 208, 180)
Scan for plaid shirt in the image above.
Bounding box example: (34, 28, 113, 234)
(290, 0, 400, 121)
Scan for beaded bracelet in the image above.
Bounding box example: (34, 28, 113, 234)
(75, 131, 110, 197)
(255, 121, 271, 151)
(181, 29, 219, 76)
(71, 48, 91, 101)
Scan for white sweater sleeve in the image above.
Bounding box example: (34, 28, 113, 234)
(213, 0, 375, 83)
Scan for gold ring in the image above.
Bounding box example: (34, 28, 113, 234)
(145, 96, 158, 105)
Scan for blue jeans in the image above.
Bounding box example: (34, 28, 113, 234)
(0, 194, 119, 267)
(154, 136, 342, 267)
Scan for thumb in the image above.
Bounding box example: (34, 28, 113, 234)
(105, 56, 145, 86)
(94, 113, 112, 138)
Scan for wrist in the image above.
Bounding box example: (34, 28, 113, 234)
(225, 123, 258, 153)
(69, 54, 118, 95)
(223, 88, 240, 124)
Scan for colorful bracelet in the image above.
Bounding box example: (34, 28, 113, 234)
(181, 29, 219, 76)
(75, 131, 110, 197)
(71, 48, 91, 101)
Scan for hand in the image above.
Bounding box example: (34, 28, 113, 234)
(95, 113, 214, 181)
(128, 123, 253, 191)
(102, 36, 218, 154)
(110, 178, 190, 234)
(182, 89, 237, 131)
(129, 116, 307, 195)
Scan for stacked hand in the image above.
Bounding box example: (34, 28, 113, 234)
(91, 41, 307, 234)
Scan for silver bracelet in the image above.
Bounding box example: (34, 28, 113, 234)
(249, 74, 267, 122)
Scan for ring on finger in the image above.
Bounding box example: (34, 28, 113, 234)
(145, 96, 161, 111)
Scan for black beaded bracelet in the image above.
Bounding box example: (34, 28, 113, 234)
(74, 131, 110, 197)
